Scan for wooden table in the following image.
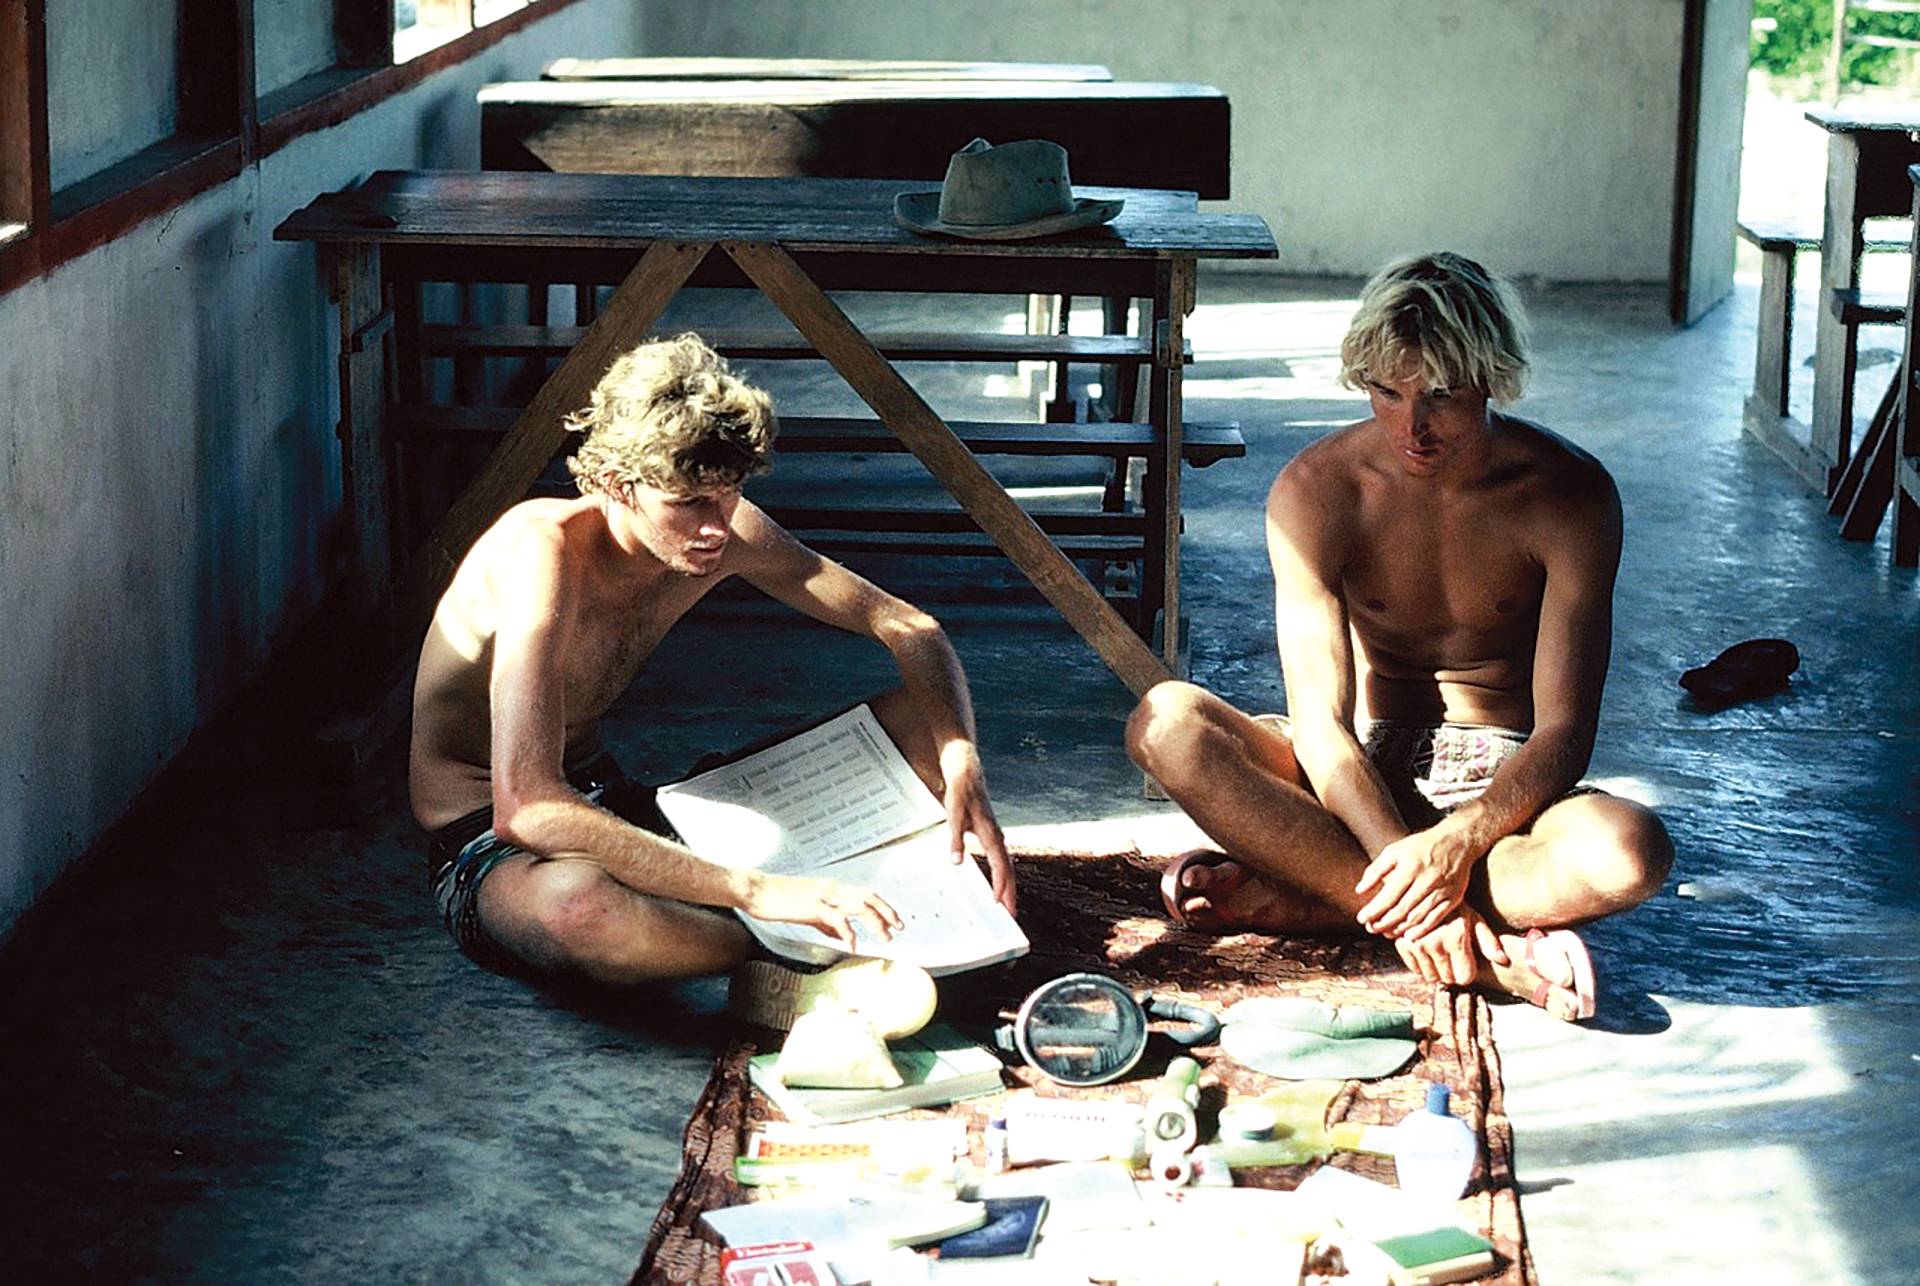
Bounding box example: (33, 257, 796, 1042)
(273, 171, 1275, 696)
(1776, 109, 1920, 493)
(540, 57, 1114, 82)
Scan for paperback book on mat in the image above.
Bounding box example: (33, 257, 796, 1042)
(656, 704, 1028, 976)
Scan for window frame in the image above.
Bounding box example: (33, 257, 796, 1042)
(0, 0, 584, 294)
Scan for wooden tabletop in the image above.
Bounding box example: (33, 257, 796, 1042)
(482, 80, 1225, 107)
(1805, 106, 1920, 134)
(273, 171, 1277, 261)
(542, 57, 1114, 82)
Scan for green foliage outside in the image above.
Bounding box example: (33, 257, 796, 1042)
(1752, 0, 1918, 88)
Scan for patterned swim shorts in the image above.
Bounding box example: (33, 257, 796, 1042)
(424, 752, 672, 970)
(1361, 721, 1600, 828)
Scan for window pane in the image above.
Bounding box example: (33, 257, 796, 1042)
(395, 0, 473, 64)
(254, 0, 342, 99)
(474, 0, 529, 24)
(45, 0, 179, 192)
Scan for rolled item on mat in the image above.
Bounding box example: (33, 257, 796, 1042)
(1003, 1096, 1146, 1167)
(1142, 1055, 1201, 1153)
(1151, 1145, 1193, 1191)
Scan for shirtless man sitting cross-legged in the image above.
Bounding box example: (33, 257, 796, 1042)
(1127, 252, 1671, 1021)
(409, 334, 1012, 990)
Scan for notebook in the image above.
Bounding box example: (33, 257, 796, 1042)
(748, 1023, 1006, 1125)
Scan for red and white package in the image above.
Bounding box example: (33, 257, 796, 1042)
(718, 1239, 839, 1286)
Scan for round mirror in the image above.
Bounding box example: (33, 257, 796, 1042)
(1010, 972, 1149, 1086)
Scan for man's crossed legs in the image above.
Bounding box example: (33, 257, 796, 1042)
(1126, 682, 1673, 1020)
(427, 688, 951, 986)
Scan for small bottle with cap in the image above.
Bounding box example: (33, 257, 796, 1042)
(984, 1117, 1008, 1174)
(1392, 1082, 1477, 1203)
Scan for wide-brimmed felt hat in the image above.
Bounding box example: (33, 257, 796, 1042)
(895, 137, 1124, 241)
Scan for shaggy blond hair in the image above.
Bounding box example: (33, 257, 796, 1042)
(564, 333, 776, 496)
(1339, 252, 1530, 404)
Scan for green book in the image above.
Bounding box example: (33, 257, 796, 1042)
(1369, 1224, 1497, 1285)
(748, 1023, 1005, 1125)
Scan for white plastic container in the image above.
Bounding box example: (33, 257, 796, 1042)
(1392, 1082, 1477, 1202)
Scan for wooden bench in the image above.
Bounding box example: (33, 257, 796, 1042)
(391, 402, 1246, 604)
(1738, 215, 1907, 483)
(478, 79, 1231, 198)
(392, 405, 1242, 465)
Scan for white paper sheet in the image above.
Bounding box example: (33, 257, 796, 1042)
(654, 704, 1027, 975)
(656, 705, 943, 874)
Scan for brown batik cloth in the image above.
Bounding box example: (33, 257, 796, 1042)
(635, 846, 1536, 1285)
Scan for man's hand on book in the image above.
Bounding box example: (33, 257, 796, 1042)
(940, 741, 1016, 917)
(745, 872, 905, 949)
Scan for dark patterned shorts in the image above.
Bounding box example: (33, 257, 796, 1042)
(1361, 721, 1600, 829)
(424, 752, 672, 970)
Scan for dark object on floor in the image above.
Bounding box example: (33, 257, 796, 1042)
(1680, 638, 1800, 709)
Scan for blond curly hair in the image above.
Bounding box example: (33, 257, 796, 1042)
(1339, 252, 1530, 404)
(564, 333, 777, 496)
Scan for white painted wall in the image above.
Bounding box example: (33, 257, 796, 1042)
(643, 0, 1689, 282)
(0, 0, 645, 937)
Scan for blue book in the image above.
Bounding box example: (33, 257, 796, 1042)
(926, 1195, 1048, 1260)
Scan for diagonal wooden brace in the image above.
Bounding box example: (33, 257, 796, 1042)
(723, 240, 1172, 697)
(395, 240, 714, 632)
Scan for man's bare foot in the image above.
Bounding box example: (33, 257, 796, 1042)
(1158, 850, 1349, 934)
(1478, 927, 1597, 1022)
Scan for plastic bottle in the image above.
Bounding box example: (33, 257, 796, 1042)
(984, 1117, 1008, 1174)
(1392, 1083, 1477, 1203)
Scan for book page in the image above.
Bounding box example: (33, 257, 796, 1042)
(741, 828, 1029, 976)
(655, 704, 944, 875)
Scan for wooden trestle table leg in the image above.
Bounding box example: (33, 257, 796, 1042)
(393, 240, 714, 633)
(1146, 259, 1192, 676)
(723, 240, 1175, 699)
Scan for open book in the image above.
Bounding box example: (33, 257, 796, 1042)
(654, 704, 1028, 976)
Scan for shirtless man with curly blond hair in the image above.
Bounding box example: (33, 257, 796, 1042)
(410, 334, 1012, 985)
(1128, 253, 1670, 1021)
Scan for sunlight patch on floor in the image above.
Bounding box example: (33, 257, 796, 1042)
(1526, 1142, 1850, 1285)
(1495, 1000, 1854, 1129)
(1581, 774, 1665, 808)
(1004, 810, 1207, 858)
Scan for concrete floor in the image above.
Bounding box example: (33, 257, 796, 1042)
(2, 269, 1916, 1284)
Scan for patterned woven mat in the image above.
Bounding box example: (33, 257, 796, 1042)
(635, 847, 1536, 1284)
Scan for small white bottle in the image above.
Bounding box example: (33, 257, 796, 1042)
(984, 1117, 1008, 1174)
(1393, 1083, 1477, 1203)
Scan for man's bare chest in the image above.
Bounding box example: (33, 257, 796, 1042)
(1342, 508, 1544, 653)
(559, 591, 700, 717)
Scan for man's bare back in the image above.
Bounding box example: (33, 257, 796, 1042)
(409, 494, 722, 831)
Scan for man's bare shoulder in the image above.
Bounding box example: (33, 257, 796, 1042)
(1493, 414, 1619, 511)
(1268, 421, 1371, 518)
(477, 495, 593, 550)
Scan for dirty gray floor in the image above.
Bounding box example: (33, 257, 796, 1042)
(3, 270, 1916, 1284)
